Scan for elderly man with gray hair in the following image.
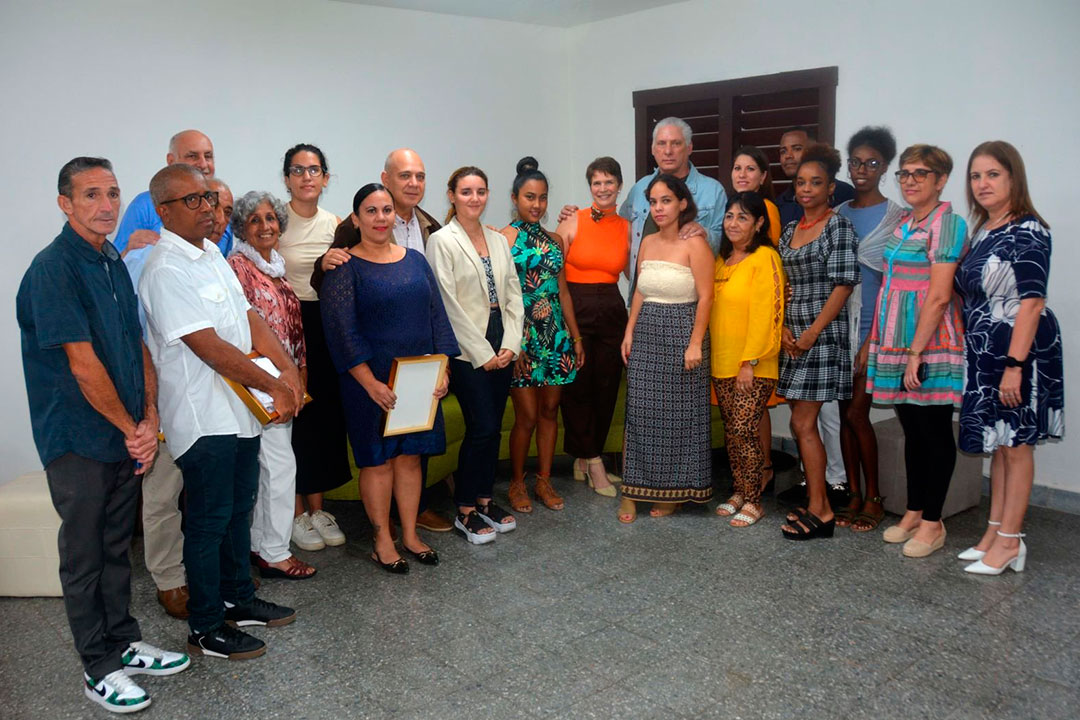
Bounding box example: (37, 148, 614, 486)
(139, 163, 303, 660)
(560, 117, 727, 293)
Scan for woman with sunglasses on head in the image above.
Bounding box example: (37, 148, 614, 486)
(618, 174, 714, 523)
(555, 156, 629, 498)
(499, 157, 584, 514)
(275, 144, 351, 553)
(427, 167, 525, 545)
(320, 183, 458, 572)
(777, 145, 860, 540)
(710, 192, 784, 528)
(954, 141, 1063, 575)
(865, 144, 968, 558)
(833, 127, 905, 533)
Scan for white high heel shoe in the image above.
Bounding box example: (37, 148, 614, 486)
(964, 530, 1027, 575)
(957, 521, 1001, 561)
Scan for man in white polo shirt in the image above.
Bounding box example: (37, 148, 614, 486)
(139, 164, 303, 660)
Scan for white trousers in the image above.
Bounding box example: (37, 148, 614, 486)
(250, 421, 296, 563)
(818, 400, 846, 486)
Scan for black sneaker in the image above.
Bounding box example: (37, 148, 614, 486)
(225, 597, 296, 628)
(186, 624, 266, 661)
(476, 500, 516, 533)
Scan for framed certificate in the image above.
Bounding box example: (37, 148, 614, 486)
(223, 353, 313, 425)
(383, 354, 449, 437)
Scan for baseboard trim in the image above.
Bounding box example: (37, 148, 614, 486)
(772, 436, 1080, 516)
(983, 476, 1080, 515)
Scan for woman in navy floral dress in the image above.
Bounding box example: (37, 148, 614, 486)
(500, 158, 584, 513)
(954, 141, 1063, 576)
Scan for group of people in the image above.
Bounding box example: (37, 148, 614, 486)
(17, 116, 1063, 714)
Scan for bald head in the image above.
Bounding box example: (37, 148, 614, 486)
(149, 164, 206, 206)
(381, 148, 426, 215)
(167, 130, 215, 177)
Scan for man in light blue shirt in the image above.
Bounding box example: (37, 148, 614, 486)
(619, 117, 727, 289)
(115, 130, 233, 257)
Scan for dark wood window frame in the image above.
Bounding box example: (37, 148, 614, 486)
(632, 66, 838, 196)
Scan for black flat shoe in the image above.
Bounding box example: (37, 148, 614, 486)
(404, 546, 439, 566)
(371, 548, 409, 574)
(782, 511, 835, 541)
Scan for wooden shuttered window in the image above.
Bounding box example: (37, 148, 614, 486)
(633, 67, 838, 198)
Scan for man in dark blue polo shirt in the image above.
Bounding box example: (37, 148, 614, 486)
(17, 157, 190, 715)
(775, 126, 857, 227)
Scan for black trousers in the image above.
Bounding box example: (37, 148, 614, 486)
(560, 283, 627, 458)
(449, 309, 512, 507)
(45, 453, 142, 679)
(895, 404, 956, 522)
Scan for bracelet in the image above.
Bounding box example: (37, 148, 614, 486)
(573, 337, 583, 343)
(906, 348, 921, 357)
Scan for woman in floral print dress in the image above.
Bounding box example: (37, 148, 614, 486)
(500, 158, 584, 513)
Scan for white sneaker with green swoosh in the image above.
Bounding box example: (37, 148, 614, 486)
(83, 670, 151, 713)
(121, 641, 191, 676)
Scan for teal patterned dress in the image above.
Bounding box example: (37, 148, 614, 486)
(509, 220, 578, 388)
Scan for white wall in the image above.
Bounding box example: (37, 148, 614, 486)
(0, 0, 572, 477)
(4, 0, 1079, 493)
(565, 0, 1080, 493)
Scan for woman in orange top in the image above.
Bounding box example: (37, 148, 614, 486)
(555, 157, 630, 497)
(731, 146, 781, 244)
(710, 192, 784, 527)
(731, 145, 782, 489)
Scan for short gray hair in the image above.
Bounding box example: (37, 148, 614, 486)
(652, 117, 693, 146)
(230, 190, 289, 240)
(149, 163, 204, 205)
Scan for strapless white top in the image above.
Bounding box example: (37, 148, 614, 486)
(637, 260, 697, 304)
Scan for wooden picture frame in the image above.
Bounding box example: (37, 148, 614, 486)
(222, 353, 312, 425)
(383, 354, 449, 437)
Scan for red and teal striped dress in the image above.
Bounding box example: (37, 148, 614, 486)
(865, 202, 968, 406)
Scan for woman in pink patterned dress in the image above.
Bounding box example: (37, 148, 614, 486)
(228, 191, 315, 579)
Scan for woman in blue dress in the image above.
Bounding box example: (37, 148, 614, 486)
(321, 183, 459, 573)
(955, 142, 1064, 575)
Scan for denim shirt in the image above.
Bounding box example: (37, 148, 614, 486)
(618, 164, 726, 290)
(17, 223, 145, 466)
(115, 190, 233, 256)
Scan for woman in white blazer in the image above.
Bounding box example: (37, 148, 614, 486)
(426, 166, 525, 544)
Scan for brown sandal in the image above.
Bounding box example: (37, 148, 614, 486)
(508, 476, 532, 513)
(254, 554, 317, 580)
(534, 474, 564, 511)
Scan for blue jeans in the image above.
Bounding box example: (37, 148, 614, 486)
(449, 309, 512, 507)
(175, 434, 260, 633)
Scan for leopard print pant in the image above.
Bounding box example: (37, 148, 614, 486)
(713, 376, 776, 505)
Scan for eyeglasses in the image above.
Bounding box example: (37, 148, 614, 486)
(895, 169, 937, 183)
(848, 158, 882, 171)
(159, 191, 219, 210)
(288, 165, 325, 177)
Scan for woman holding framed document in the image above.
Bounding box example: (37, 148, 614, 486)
(228, 191, 316, 580)
(320, 183, 459, 573)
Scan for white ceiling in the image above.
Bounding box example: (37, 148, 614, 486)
(330, 0, 687, 27)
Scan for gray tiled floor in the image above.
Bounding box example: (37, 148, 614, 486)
(3, 457, 1078, 719)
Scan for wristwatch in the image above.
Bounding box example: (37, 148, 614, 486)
(1004, 355, 1025, 368)
(748, 359, 758, 367)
